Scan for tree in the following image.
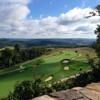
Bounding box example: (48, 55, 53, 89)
(1, 48, 13, 67)
(14, 44, 20, 53)
(92, 5, 100, 62)
(4, 76, 54, 100)
(86, 5, 100, 81)
(75, 50, 78, 53)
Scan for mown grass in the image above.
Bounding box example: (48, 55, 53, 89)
(0, 67, 33, 98)
(33, 51, 77, 75)
(42, 59, 91, 83)
(0, 48, 93, 98)
(75, 53, 97, 62)
(75, 53, 87, 61)
(53, 60, 91, 81)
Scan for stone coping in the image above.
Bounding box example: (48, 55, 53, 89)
(32, 82, 100, 100)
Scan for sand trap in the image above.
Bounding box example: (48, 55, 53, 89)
(45, 76, 52, 82)
(63, 60, 69, 63)
(64, 66, 69, 70)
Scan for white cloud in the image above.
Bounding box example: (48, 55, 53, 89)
(39, 16, 57, 26)
(0, 0, 31, 5)
(0, 0, 31, 38)
(0, 4, 30, 23)
(0, 1, 98, 38)
(57, 7, 93, 25)
(75, 24, 94, 31)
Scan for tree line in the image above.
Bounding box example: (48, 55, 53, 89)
(0, 44, 47, 69)
(0, 38, 94, 48)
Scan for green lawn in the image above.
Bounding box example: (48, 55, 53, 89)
(75, 53, 97, 62)
(33, 51, 77, 75)
(0, 66, 33, 98)
(0, 51, 91, 98)
(75, 53, 88, 61)
(52, 60, 91, 82)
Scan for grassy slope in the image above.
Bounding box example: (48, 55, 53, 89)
(0, 66, 33, 98)
(34, 51, 77, 75)
(33, 51, 91, 82)
(53, 60, 91, 82)
(0, 47, 96, 98)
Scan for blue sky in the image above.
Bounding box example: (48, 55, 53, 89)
(0, 0, 100, 38)
(28, 0, 99, 19)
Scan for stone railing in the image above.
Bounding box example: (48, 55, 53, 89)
(32, 82, 100, 100)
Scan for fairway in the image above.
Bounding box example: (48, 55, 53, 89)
(0, 49, 93, 98)
(34, 51, 77, 75)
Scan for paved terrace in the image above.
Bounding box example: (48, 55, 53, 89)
(32, 82, 100, 100)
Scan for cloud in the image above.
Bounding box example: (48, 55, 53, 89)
(0, 0, 31, 5)
(0, 4, 30, 23)
(0, 1, 98, 38)
(39, 16, 57, 26)
(75, 24, 96, 32)
(57, 7, 92, 25)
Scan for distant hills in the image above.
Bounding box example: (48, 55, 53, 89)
(0, 38, 96, 48)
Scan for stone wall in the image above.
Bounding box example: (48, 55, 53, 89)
(32, 82, 100, 100)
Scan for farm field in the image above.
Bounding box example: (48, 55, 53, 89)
(0, 47, 97, 98)
(0, 46, 14, 51)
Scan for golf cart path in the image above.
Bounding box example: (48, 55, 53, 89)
(0, 65, 25, 75)
(0, 53, 82, 75)
(72, 53, 81, 60)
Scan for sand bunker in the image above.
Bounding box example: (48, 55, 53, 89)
(45, 76, 52, 82)
(63, 60, 69, 63)
(64, 66, 69, 70)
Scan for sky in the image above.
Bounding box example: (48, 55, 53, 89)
(0, 0, 100, 38)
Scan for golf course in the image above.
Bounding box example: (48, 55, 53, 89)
(0, 47, 97, 98)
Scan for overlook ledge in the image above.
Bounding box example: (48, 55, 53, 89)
(32, 82, 100, 100)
